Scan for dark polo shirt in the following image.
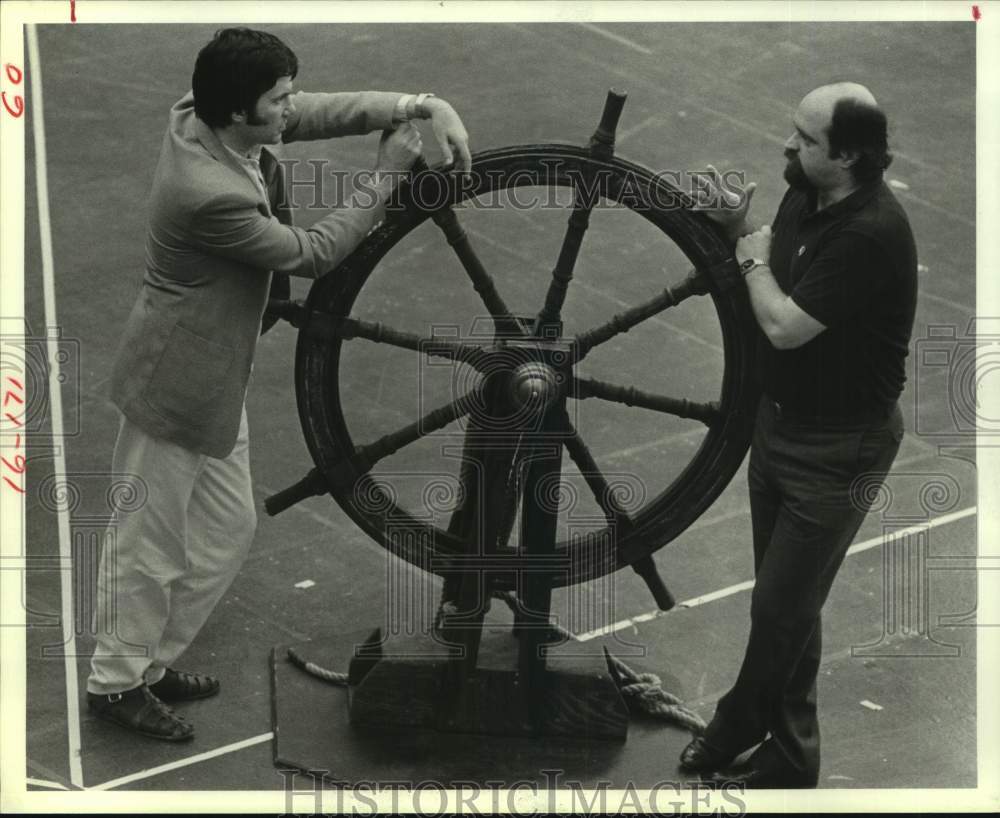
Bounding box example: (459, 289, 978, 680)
(761, 179, 918, 418)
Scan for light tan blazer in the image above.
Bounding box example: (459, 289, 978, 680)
(110, 90, 399, 458)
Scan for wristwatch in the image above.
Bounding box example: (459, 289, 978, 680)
(414, 92, 436, 118)
(739, 257, 768, 277)
(393, 93, 437, 123)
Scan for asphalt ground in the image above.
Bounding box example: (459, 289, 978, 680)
(18, 20, 978, 794)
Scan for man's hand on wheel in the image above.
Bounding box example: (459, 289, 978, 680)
(691, 164, 758, 242)
(423, 97, 472, 175)
(375, 122, 423, 188)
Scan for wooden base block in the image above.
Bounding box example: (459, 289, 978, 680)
(347, 628, 628, 740)
(270, 628, 701, 787)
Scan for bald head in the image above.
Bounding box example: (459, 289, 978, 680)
(804, 82, 879, 116)
(793, 82, 891, 185)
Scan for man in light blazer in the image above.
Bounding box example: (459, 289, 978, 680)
(87, 28, 472, 741)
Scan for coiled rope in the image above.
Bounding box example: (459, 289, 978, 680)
(490, 590, 706, 733)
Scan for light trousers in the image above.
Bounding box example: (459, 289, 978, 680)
(87, 408, 256, 695)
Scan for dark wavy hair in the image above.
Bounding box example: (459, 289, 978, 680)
(826, 97, 893, 183)
(192, 28, 298, 128)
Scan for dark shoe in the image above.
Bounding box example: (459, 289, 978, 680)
(148, 668, 220, 702)
(706, 760, 817, 789)
(679, 735, 739, 772)
(87, 685, 194, 742)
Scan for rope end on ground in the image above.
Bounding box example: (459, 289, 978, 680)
(286, 646, 349, 686)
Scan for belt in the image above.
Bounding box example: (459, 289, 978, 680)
(764, 397, 896, 427)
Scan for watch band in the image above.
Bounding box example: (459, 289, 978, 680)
(414, 92, 436, 119)
(739, 257, 768, 277)
(394, 93, 437, 123)
(392, 94, 415, 124)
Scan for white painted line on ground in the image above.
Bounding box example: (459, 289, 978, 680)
(616, 114, 661, 144)
(891, 148, 954, 178)
(87, 732, 273, 791)
(917, 288, 975, 315)
(26, 23, 84, 790)
(26, 757, 82, 791)
(86, 506, 977, 788)
(690, 100, 788, 148)
(894, 189, 976, 229)
(597, 425, 706, 463)
(688, 642, 862, 710)
(26, 777, 69, 790)
(576, 22, 653, 55)
(575, 505, 977, 641)
(843, 506, 975, 556)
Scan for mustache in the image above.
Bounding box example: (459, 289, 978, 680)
(784, 149, 798, 162)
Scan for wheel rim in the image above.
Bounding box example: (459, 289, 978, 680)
(294, 145, 759, 588)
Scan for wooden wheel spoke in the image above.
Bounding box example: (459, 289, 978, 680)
(301, 311, 489, 370)
(356, 388, 480, 467)
(536, 179, 600, 332)
(573, 267, 710, 361)
(424, 206, 522, 331)
(559, 413, 677, 610)
(557, 413, 633, 528)
(571, 376, 721, 426)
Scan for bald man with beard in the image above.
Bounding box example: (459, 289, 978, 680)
(679, 83, 918, 788)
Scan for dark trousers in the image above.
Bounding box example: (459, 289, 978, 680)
(704, 397, 904, 782)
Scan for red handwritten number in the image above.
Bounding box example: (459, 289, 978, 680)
(2, 476, 25, 494)
(71, 1, 77, 22)
(2, 62, 23, 119)
(2, 455, 25, 474)
(3, 374, 26, 493)
(972, 5, 981, 20)
(1, 92, 23, 117)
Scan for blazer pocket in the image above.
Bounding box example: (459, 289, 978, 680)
(143, 323, 235, 424)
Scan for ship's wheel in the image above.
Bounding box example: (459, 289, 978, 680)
(265, 91, 760, 747)
(265, 92, 758, 616)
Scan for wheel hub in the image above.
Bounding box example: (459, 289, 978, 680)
(509, 361, 562, 411)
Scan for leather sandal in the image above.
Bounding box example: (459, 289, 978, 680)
(87, 685, 194, 741)
(148, 668, 221, 702)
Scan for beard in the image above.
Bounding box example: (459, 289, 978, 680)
(783, 152, 813, 191)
